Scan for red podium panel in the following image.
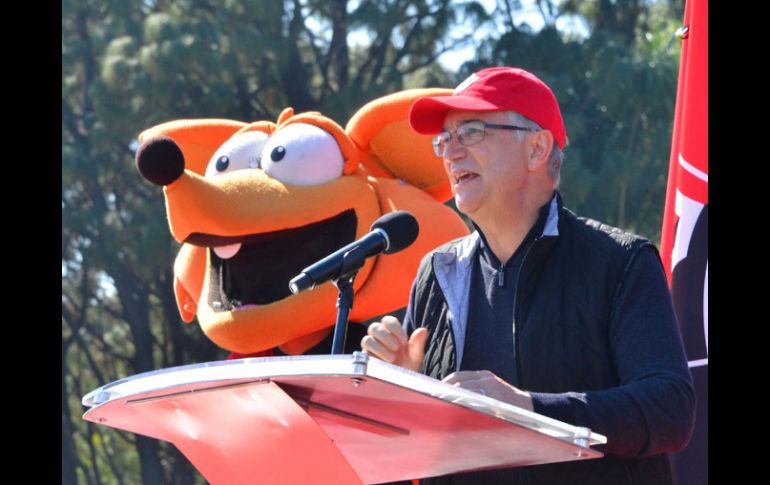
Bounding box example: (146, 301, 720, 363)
(83, 353, 605, 484)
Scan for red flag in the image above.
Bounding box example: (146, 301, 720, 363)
(659, 0, 707, 483)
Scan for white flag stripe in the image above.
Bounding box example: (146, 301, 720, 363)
(688, 359, 708, 368)
(671, 191, 704, 269)
(678, 154, 708, 182)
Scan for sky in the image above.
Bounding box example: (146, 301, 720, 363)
(343, 0, 591, 71)
(436, 0, 590, 68)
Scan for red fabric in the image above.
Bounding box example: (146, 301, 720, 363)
(408, 67, 567, 149)
(659, 2, 708, 484)
(660, 0, 708, 281)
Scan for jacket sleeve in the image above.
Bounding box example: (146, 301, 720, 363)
(529, 246, 696, 458)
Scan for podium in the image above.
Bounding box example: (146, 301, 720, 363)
(82, 353, 606, 484)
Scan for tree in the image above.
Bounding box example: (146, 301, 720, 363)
(63, 1, 488, 482)
(64, 1, 683, 481)
(463, 0, 683, 242)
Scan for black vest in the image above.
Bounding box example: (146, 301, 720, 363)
(409, 201, 674, 484)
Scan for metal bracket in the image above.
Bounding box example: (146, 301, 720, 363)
(352, 351, 369, 375)
(572, 427, 592, 448)
(93, 391, 113, 406)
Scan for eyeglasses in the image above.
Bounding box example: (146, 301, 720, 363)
(432, 120, 534, 157)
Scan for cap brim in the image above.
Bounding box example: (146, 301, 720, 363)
(408, 95, 503, 134)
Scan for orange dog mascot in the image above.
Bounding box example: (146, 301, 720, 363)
(135, 89, 468, 358)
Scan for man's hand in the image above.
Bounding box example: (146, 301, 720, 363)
(443, 370, 534, 412)
(361, 315, 428, 372)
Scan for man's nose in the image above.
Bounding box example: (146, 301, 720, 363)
(442, 135, 465, 161)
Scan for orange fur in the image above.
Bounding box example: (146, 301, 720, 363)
(139, 89, 468, 355)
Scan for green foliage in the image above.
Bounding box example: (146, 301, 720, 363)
(462, 2, 681, 242)
(63, 0, 683, 482)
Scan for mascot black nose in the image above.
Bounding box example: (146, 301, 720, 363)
(135, 137, 186, 186)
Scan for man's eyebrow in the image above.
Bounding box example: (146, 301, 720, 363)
(444, 119, 483, 130)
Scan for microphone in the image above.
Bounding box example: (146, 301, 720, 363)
(289, 211, 419, 294)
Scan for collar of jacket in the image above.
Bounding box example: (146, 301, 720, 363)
(431, 191, 561, 370)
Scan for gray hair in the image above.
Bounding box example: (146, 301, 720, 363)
(505, 111, 563, 187)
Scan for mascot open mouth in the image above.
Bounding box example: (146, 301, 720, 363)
(187, 210, 358, 312)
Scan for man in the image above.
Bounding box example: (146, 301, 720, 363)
(361, 67, 695, 484)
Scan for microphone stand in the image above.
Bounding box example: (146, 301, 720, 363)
(331, 274, 356, 355)
(330, 247, 364, 355)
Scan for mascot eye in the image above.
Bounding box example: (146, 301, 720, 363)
(216, 156, 230, 172)
(205, 131, 269, 178)
(271, 146, 286, 162)
(260, 123, 344, 186)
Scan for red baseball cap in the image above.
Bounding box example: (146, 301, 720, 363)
(409, 67, 567, 149)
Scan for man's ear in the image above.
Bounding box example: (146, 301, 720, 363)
(527, 130, 554, 172)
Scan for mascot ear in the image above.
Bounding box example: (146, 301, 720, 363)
(346, 88, 453, 202)
(172, 243, 206, 323)
(138, 119, 248, 176)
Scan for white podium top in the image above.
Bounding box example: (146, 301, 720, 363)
(83, 353, 606, 484)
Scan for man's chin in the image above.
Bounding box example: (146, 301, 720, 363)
(454, 194, 481, 217)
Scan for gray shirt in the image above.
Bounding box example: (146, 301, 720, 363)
(460, 204, 548, 385)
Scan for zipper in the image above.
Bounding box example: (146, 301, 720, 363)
(497, 262, 505, 287)
(512, 238, 539, 387)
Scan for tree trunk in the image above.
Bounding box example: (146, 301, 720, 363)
(283, 0, 317, 112)
(110, 263, 164, 483)
(167, 445, 201, 485)
(136, 436, 165, 485)
(618, 178, 627, 229)
(330, 0, 349, 89)
(62, 340, 80, 485)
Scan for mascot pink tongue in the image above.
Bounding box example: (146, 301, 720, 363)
(135, 89, 469, 357)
